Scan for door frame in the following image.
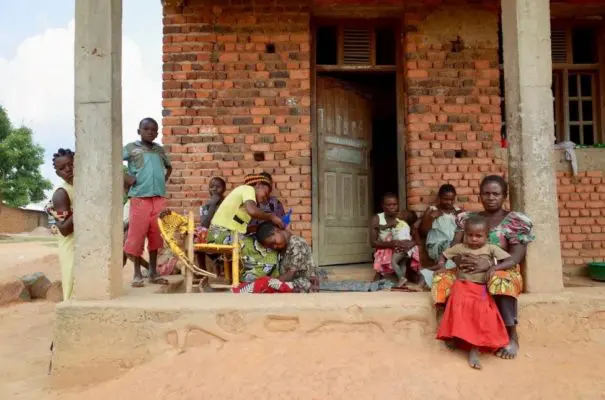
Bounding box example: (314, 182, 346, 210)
(310, 17, 406, 266)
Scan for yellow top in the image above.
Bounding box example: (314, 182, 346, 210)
(210, 185, 257, 234)
(58, 181, 75, 300)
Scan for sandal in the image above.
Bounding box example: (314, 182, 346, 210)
(131, 277, 145, 288)
(148, 276, 169, 285)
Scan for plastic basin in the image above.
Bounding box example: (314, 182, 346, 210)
(588, 262, 605, 282)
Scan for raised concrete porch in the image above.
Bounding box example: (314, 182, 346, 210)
(51, 288, 605, 388)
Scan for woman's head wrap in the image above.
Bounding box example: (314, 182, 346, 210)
(244, 173, 272, 187)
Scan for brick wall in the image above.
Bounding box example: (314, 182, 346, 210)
(162, 0, 313, 241)
(162, 0, 605, 269)
(0, 205, 48, 234)
(557, 170, 605, 266)
(404, 1, 505, 213)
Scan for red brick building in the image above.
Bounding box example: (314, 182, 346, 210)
(0, 204, 49, 234)
(161, 0, 605, 273)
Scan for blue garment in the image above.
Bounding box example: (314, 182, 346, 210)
(123, 141, 171, 198)
(426, 212, 458, 262)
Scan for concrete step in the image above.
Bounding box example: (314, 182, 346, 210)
(319, 263, 375, 282)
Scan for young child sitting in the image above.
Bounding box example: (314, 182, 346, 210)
(196, 177, 226, 243)
(434, 216, 512, 370)
(371, 193, 419, 288)
(195, 177, 227, 272)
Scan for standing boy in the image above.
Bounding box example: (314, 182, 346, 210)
(123, 117, 172, 287)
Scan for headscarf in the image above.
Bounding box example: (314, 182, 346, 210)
(244, 173, 272, 187)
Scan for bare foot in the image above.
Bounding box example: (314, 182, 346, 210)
(396, 277, 408, 288)
(469, 347, 482, 369)
(198, 277, 213, 293)
(496, 330, 519, 359)
(496, 340, 519, 359)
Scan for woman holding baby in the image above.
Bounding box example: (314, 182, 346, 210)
(431, 175, 535, 365)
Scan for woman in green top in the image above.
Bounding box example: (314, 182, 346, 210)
(207, 173, 286, 283)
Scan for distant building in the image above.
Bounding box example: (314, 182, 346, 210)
(0, 203, 49, 234)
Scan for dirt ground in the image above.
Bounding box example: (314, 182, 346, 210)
(1, 239, 605, 400)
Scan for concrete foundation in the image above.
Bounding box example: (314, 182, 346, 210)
(51, 289, 605, 388)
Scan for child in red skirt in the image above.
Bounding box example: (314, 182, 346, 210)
(434, 216, 512, 369)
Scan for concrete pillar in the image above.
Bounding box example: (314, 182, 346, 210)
(73, 0, 123, 299)
(501, 0, 563, 293)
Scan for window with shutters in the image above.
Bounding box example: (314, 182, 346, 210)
(499, 21, 603, 145)
(551, 24, 601, 145)
(314, 20, 397, 71)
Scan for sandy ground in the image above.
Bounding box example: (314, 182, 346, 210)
(1, 239, 605, 400)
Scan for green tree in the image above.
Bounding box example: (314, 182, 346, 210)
(0, 106, 52, 207)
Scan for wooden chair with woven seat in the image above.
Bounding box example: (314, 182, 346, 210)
(158, 210, 240, 293)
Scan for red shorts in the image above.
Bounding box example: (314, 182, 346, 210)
(124, 197, 166, 257)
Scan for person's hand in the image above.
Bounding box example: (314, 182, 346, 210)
(428, 263, 445, 273)
(159, 209, 172, 219)
(385, 220, 398, 229)
(394, 240, 415, 253)
(429, 209, 443, 220)
(459, 254, 492, 273)
(486, 266, 496, 283)
(457, 254, 476, 272)
(271, 215, 286, 229)
(124, 174, 136, 188)
(309, 276, 320, 293)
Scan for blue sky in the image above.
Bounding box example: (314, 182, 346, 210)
(0, 0, 163, 207)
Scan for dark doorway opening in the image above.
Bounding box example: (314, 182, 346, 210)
(318, 72, 398, 214)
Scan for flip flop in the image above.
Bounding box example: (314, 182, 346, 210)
(148, 276, 169, 285)
(131, 277, 145, 288)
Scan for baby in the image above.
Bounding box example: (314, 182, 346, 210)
(383, 214, 415, 285)
(434, 216, 512, 370)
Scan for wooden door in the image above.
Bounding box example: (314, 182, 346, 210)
(317, 76, 373, 266)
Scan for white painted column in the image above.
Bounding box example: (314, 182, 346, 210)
(73, 0, 123, 299)
(501, 0, 563, 292)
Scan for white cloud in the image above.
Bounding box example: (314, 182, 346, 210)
(0, 19, 161, 200)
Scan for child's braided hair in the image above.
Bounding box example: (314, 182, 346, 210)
(52, 148, 75, 168)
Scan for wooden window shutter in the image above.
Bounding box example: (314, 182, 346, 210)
(342, 28, 372, 65)
(551, 28, 568, 64)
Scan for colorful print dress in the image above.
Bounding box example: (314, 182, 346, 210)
(232, 235, 318, 294)
(431, 211, 535, 304)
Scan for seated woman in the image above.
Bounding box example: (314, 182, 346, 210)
(207, 173, 285, 283)
(419, 184, 461, 263)
(431, 175, 535, 360)
(246, 172, 286, 235)
(370, 192, 419, 288)
(232, 222, 319, 293)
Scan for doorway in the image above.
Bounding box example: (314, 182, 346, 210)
(313, 19, 402, 267)
(320, 72, 398, 212)
(314, 72, 400, 266)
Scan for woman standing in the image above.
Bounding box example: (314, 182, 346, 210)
(207, 173, 286, 283)
(431, 175, 534, 360)
(45, 149, 75, 301)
